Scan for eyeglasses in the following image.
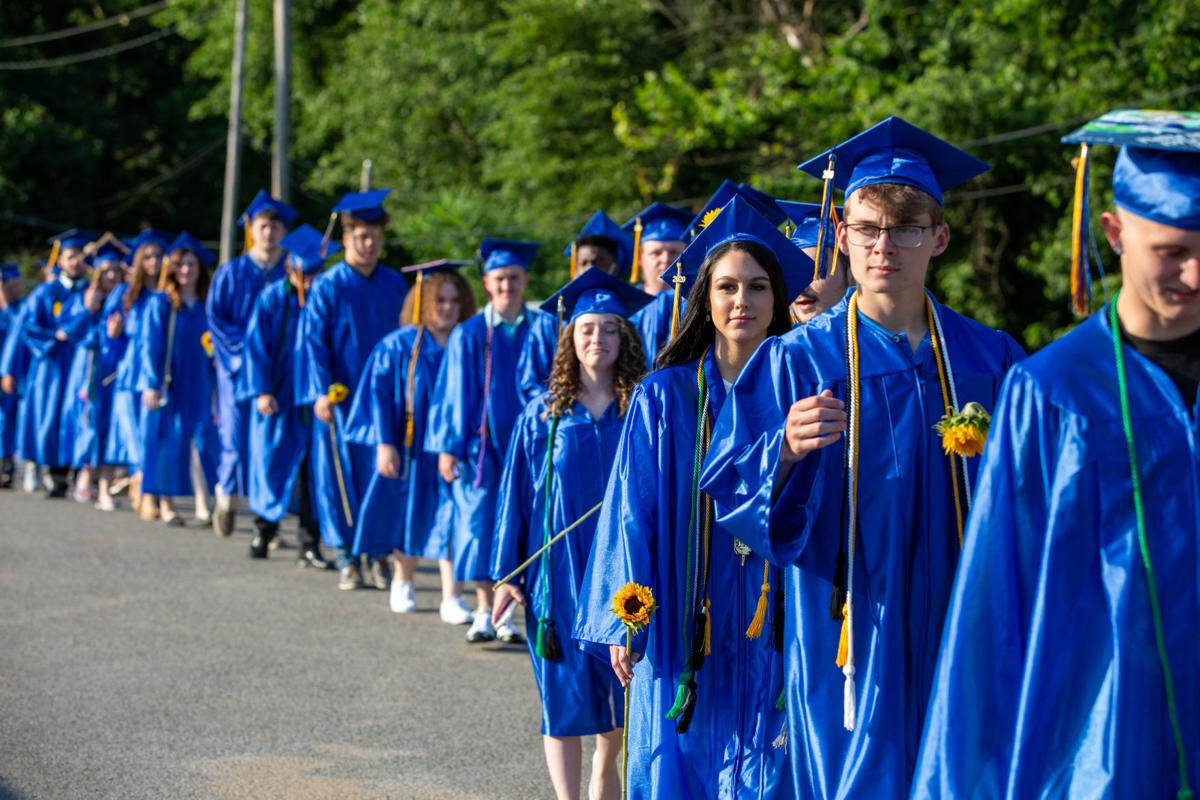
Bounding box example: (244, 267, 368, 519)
(843, 223, 936, 248)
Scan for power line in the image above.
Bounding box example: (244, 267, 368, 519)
(0, 2, 169, 49)
(0, 24, 179, 70)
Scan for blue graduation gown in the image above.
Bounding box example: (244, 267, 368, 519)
(137, 295, 219, 497)
(698, 291, 1024, 799)
(493, 396, 626, 736)
(60, 294, 123, 468)
(105, 286, 158, 468)
(300, 261, 407, 549)
(207, 253, 287, 495)
(629, 292, 683, 372)
(912, 308, 1198, 799)
(425, 308, 546, 581)
(0, 302, 23, 459)
(238, 280, 311, 522)
(515, 309, 561, 403)
(0, 300, 33, 461)
(574, 349, 789, 800)
(19, 277, 89, 466)
(344, 326, 455, 559)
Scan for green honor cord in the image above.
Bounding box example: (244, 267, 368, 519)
(1109, 294, 1193, 800)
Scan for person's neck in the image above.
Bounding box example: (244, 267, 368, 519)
(60, 272, 83, 287)
(250, 247, 280, 268)
(180, 285, 198, 305)
(490, 301, 523, 324)
(1116, 288, 1200, 341)
(578, 363, 615, 416)
(855, 287, 928, 351)
(429, 324, 453, 348)
(346, 258, 377, 277)
(714, 330, 764, 385)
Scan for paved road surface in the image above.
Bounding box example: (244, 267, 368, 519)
(0, 489, 563, 799)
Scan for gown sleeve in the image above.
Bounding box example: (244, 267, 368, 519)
(699, 337, 825, 567)
(491, 404, 538, 584)
(343, 336, 393, 447)
(136, 295, 169, 392)
(0, 303, 26, 376)
(299, 279, 334, 405)
(204, 262, 245, 375)
(241, 290, 279, 402)
(22, 289, 62, 359)
(423, 324, 471, 459)
(516, 313, 558, 404)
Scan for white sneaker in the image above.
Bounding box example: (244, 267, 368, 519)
(22, 463, 37, 493)
(494, 605, 523, 644)
(439, 597, 473, 625)
(390, 580, 416, 614)
(466, 608, 495, 643)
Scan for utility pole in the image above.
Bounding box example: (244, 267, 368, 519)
(272, 0, 291, 202)
(219, 0, 248, 265)
(360, 159, 372, 192)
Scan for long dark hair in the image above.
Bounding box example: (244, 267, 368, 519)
(656, 240, 792, 370)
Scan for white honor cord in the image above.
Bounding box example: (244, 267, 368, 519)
(843, 300, 859, 732)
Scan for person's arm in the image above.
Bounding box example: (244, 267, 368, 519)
(490, 407, 539, 622)
(136, 295, 168, 393)
(299, 278, 335, 421)
(241, 288, 279, 409)
(423, 323, 473, 461)
(204, 262, 248, 375)
(21, 289, 63, 359)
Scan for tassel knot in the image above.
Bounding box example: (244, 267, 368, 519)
(535, 618, 562, 661)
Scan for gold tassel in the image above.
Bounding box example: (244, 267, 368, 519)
(411, 271, 423, 325)
(569, 241, 577, 280)
(46, 240, 61, 277)
(157, 258, 171, 291)
(629, 217, 643, 284)
(669, 260, 684, 339)
(828, 205, 842, 276)
(319, 212, 337, 257)
(297, 275, 307, 308)
(1069, 142, 1091, 316)
(814, 153, 836, 281)
(835, 602, 849, 668)
(242, 214, 253, 253)
(745, 560, 771, 639)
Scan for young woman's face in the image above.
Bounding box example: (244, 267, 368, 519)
(430, 279, 462, 333)
(175, 252, 200, 289)
(98, 262, 123, 291)
(572, 312, 622, 373)
(708, 249, 774, 346)
(140, 244, 164, 278)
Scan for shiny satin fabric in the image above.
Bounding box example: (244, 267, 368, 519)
(492, 396, 626, 737)
(628, 292, 684, 373)
(425, 310, 545, 582)
(0, 300, 34, 461)
(61, 293, 124, 468)
(699, 291, 1024, 799)
(136, 294, 219, 497)
(105, 285, 158, 468)
(299, 261, 407, 548)
(238, 280, 310, 523)
(913, 308, 1199, 799)
(574, 350, 789, 800)
(514, 309, 560, 404)
(0, 303, 19, 458)
(345, 326, 454, 560)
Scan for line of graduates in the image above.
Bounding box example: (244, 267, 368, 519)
(0, 108, 1195, 800)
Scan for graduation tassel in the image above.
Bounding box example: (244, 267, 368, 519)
(1069, 142, 1093, 317)
(534, 618, 562, 661)
(628, 216, 643, 284)
(556, 295, 565, 333)
(668, 260, 684, 339)
(745, 560, 771, 639)
(569, 241, 578, 280)
(410, 271, 423, 325)
(319, 212, 337, 258)
(813, 153, 837, 281)
(46, 240, 61, 278)
(297, 277, 307, 309)
(665, 671, 698, 733)
(772, 720, 788, 750)
(242, 214, 253, 253)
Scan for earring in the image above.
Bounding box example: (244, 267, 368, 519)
(1112, 244, 1124, 256)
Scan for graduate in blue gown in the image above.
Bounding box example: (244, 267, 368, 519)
(207, 190, 298, 535)
(698, 119, 1025, 800)
(574, 198, 812, 800)
(0, 284, 34, 486)
(300, 189, 407, 589)
(0, 262, 26, 486)
(345, 259, 476, 618)
(491, 268, 650, 800)
(426, 237, 556, 644)
(19, 230, 95, 497)
(138, 232, 219, 527)
(621, 202, 691, 372)
(240, 224, 334, 568)
(913, 111, 1200, 800)
(775, 201, 852, 324)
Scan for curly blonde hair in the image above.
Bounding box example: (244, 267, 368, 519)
(543, 317, 646, 419)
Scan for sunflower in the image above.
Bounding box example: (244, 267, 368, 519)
(327, 383, 350, 405)
(699, 207, 723, 230)
(933, 401, 991, 458)
(199, 331, 214, 358)
(611, 582, 657, 633)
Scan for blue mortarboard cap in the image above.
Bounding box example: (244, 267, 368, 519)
(167, 232, 216, 268)
(124, 228, 172, 265)
(49, 229, 99, 251)
(540, 266, 653, 325)
(667, 196, 813, 302)
(685, 180, 787, 241)
(563, 211, 635, 268)
(1, 262, 20, 280)
(776, 200, 845, 248)
(479, 238, 540, 273)
(239, 189, 299, 228)
(797, 116, 989, 205)
(332, 189, 392, 224)
(400, 258, 472, 275)
(89, 241, 127, 267)
(280, 224, 339, 275)
(622, 202, 692, 243)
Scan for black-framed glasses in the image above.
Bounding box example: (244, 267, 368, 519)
(844, 223, 936, 248)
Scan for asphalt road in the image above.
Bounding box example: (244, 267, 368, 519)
(0, 489, 558, 799)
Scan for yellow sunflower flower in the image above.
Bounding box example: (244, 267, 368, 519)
(200, 331, 214, 358)
(327, 383, 350, 405)
(611, 582, 657, 633)
(699, 207, 723, 230)
(934, 401, 991, 458)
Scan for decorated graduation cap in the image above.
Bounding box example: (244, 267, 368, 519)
(539, 264, 653, 330)
(1061, 109, 1200, 316)
(1, 262, 20, 281)
(281, 223, 339, 275)
(563, 210, 635, 281)
(399, 258, 471, 325)
(319, 188, 393, 256)
(685, 180, 787, 242)
(663, 196, 814, 337)
(776, 200, 845, 249)
(479, 238, 540, 274)
(621, 201, 693, 284)
(166, 231, 216, 267)
(797, 116, 989, 279)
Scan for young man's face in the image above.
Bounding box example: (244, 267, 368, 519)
(482, 265, 528, 311)
(59, 247, 87, 279)
(838, 194, 948, 301)
(250, 214, 286, 253)
(790, 247, 847, 323)
(1102, 208, 1200, 332)
(342, 222, 383, 268)
(575, 244, 617, 275)
(641, 239, 685, 294)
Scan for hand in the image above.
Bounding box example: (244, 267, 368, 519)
(106, 312, 124, 338)
(84, 286, 104, 313)
(142, 388, 161, 409)
(256, 393, 278, 416)
(491, 583, 525, 626)
(609, 644, 642, 687)
(377, 443, 400, 479)
(54, 329, 67, 342)
(438, 453, 461, 483)
(1, 375, 14, 395)
(780, 390, 847, 464)
(313, 395, 333, 424)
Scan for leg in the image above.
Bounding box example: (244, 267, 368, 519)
(475, 580, 494, 611)
(396, 554, 418, 582)
(249, 515, 276, 559)
(437, 559, 457, 603)
(191, 444, 212, 521)
(589, 729, 622, 800)
(95, 465, 115, 510)
(542, 735, 583, 800)
(389, 551, 418, 614)
(295, 455, 332, 569)
(46, 466, 69, 498)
